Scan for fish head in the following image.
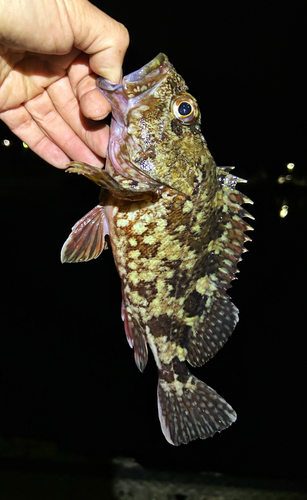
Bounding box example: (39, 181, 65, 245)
(97, 53, 205, 196)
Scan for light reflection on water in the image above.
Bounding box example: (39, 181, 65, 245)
(113, 457, 306, 500)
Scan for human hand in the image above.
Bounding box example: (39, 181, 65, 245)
(0, 0, 129, 168)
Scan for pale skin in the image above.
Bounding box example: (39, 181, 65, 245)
(0, 0, 129, 168)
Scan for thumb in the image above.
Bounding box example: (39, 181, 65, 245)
(65, 0, 129, 83)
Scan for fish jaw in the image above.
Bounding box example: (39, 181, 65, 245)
(97, 54, 173, 188)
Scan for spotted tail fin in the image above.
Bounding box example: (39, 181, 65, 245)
(157, 372, 236, 446)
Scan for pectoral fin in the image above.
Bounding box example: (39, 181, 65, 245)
(66, 161, 126, 192)
(61, 204, 107, 263)
(66, 161, 160, 199)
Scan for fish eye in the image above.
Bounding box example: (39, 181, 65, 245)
(172, 95, 198, 123)
(178, 101, 192, 116)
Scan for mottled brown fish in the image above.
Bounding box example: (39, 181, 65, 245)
(61, 53, 253, 445)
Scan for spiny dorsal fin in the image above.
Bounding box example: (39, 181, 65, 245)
(185, 167, 253, 367)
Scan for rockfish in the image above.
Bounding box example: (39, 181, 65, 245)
(61, 53, 253, 445)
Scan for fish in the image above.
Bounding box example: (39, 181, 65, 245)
(61, 53, 253, 446)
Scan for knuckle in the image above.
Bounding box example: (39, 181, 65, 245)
(118, 23, 130, 51)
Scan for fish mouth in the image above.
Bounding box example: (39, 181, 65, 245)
(124, 53, 168, 82)
(97, 53, 171, 99)
(122, 53, 171, 96)
(97, 53, 172, 120)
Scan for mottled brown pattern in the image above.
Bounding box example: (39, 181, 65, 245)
(61, 54, 253, 446)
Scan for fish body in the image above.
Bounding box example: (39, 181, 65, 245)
(61, 54, 253, 445)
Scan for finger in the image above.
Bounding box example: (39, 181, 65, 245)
(80, 87, 111, 121)
(67, 53, 111, 120)
(0, 106, 71, 168)
(24, 88, 107, 167)
(65, 1, 129, 83)
(88, 27, 129, 83)
(46, 76, 109, 158)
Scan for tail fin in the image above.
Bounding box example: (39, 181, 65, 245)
(157, 373, 236, 445)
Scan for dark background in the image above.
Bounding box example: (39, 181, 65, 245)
(1, 0, 306, 486)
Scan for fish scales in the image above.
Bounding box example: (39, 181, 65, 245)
(61, 53, 253, 446)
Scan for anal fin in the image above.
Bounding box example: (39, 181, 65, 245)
(61, 204, 107, 263)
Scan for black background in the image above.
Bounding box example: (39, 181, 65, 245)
(1, 0, 306, 485)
